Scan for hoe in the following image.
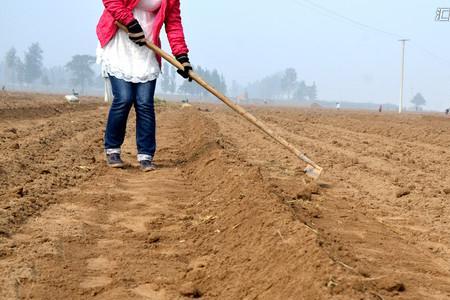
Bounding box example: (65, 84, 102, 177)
(116, 22, 323, 180)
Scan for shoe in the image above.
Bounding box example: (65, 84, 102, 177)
(106, 153, 125, 168)
(140, 160, 156, 172)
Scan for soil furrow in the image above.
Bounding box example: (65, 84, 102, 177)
(1, 94, 450, 300)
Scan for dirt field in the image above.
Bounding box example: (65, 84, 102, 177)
(0, 92, 450, 300)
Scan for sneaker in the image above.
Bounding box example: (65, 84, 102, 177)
(106, 153, 125, 168)
(140, 160, 156, 172)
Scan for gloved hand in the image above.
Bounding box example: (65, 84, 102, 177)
(176, 54, 193, 82)
(127, 19, 146, 46)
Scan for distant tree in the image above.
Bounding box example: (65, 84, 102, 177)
(179, 65, 201, 96)
(411, 93, 426, 111)
(169, 65, 177, 93)
(210, 69, 221, 91)
(245, 68, 318, 103)
(247, 71, 283, 99)
(24, 43, 44, 84)
(193, 66, 208, 97)
(178, 65, 227, 97)
(307, 82, 318, 101)
(293, 81, 307, 101)
(220, 73, 227, 95)
(48, 66, 68, 87)
(178, 80, 196, 95)
(281, 68, 297, 99)
(65, 55, 96, 93)
(230, 80, 244, 97)
(160, 63, 171, 93)
(178, 80, 188, 95)
(4, 48, 17, 82)
(4, 47, 20, 83)
(94, 74, 105, 89)
(201, 68, 212, 97)
(41, 74, 51, 87)
(16, 59, 26, 85)
(0, 61, 4, 84)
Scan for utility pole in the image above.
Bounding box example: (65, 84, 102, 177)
(398, 39, 409, 113)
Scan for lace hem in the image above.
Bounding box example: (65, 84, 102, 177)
(103, 63, 160, 83)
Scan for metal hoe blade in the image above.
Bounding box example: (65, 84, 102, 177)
(304, 164, 323, 180)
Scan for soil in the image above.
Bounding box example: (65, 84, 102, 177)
(1, 92, 450, 299)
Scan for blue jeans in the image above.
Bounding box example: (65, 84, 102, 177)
(105, 76, 157, 161)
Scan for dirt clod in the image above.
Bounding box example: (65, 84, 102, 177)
(10, 143, 20, 150)
(384, 282, 406, 293)
(12, 187, 25, 197)
(0, 228, 11, 238)
(7, 128, 17, 134)
(179, 282, 202, 298)
(396, 188, 410, 198)
(146, 234, 161, 244)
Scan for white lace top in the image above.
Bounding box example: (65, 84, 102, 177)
(97, 0, 163, 83)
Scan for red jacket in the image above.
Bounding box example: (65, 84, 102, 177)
(97, 0, 189, 65)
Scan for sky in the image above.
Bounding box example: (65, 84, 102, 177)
(0, 1, 449, 110)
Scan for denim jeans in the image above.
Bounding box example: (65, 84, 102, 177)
(105, 76, 157, 161)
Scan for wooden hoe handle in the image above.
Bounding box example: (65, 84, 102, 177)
(115, 22, 323, 176)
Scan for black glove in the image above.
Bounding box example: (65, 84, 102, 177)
(127, 19, 146, 46)
(176, 54, 193, 82)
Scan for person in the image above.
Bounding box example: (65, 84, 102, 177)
(446, 108, 449, 116)
(378, 104, 382, 113)
(96, 0, 192, 171)
(336, 102, 341, 111)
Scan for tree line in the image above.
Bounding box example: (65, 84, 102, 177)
(1, 44, 230, 97)
(1, 43, 99, 94)
(246, 68, 317, 101)
(160, 64, 319, 103)
(1, 44, 320, 104)
(159, 62, 228, 97)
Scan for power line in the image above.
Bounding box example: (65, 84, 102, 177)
(288, 0, 450, 67)
(409, 41, 450, 67)
(289, 0, 402, 39)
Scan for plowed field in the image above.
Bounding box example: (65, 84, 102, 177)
(1, 92, 449, 300)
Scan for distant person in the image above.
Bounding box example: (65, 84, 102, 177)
(96, 0, 192, 171)
(336, 102, 341, 111)
(1, 85, 5, 92)
(379, 104, 383, 113)
(446, 108, 449, 116)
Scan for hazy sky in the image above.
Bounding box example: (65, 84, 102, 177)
(1, 1, 449, 109)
